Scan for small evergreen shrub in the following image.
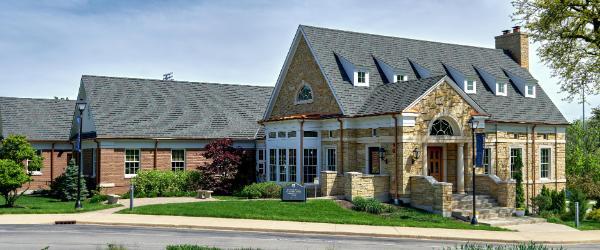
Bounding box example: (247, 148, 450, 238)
(567, 188, 589, 220)
(532, 186, 566, 215)
(50, 159, 88, 201)
(352, 196, 385, 214)
(587, 208, 600, 222)
(237, 182, 281, 199)
(130, 170, 204, 198)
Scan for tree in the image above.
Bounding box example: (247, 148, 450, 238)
(50, 159, 88, 201)
(0, 135, 43, 172)
(198, 139, 242, 194)
(0, 159, 31, 207)
(514, 151, 526, 209)
(512, 0, 600, 101)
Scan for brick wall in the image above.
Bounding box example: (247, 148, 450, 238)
(29, 150, 72, 190)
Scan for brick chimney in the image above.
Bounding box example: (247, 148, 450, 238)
(495, 26, 529, 69)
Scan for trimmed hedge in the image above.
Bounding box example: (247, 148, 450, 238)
(236, 182, 281, 199)
(128, 170, 204, 198)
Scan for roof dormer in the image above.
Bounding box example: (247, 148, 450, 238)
(374, 57, 409, 83)
(474, 66, 508, 97)
(503, 68, 536, 98)
(408, 59, 431, 78)
(443, 63, 476, 94)
(336, 52, 369, 86)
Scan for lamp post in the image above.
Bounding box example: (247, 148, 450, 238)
(468, 117, 479, 225)
(75, 99, 87, 210)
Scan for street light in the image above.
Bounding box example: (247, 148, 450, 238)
(75, 99, 87, 210)
(468, 117, 480, 225)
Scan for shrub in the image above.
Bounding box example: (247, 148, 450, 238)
(587, 208, 600, 222)
(130, 170, 203, 198)
(50, 159, 88, 201)
(513, 152, 525, 209)
(237, 182, 281, 199)
(0, 159, 31, 207)
(532, 186, 566, 215)
(198, 139, 242, 194)
(352, 196, 385, 214)
(89, 190, 108, 203)
(567, 188, 588, 220)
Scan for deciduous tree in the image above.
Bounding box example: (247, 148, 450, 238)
(198, 139, 242, 194)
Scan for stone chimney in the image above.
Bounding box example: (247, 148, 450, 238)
(495, 26, 529, 69)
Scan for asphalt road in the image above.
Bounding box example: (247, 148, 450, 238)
(0, 224, 596, 250)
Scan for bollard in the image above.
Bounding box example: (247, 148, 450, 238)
(575, 202, 580, 228)
(129, 182, 134, 210)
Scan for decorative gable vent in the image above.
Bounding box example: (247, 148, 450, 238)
(503, 69, 536, 98)
(474, 66, 508, 97)
(336, 53, 369, 87)
(374, 57, 409, 83)
(443, 63, 476, 94)
(408, 59, 431, 78)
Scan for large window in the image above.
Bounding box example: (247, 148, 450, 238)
(171, 149, 185, 171)
(279, 149, 287, 182)
(269, 149, 276, 181)
(303, 148, 318, 183)
(510, 148, 522, 179)
(125, 149, 140, 176)
(257, 149, 265, 180)
(325, 148, 336, 171)
(541, 148, 551, 179)
(289, 149, 297, 182)
(430, 119, 454, 136)
(483, 148, 491, 174)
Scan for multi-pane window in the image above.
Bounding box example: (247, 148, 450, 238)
(171, 149, 185, 171)
(497, 83, 507, 95)
(357, 71, 366, 83)
(257, 149, 265, 180)
(287, 131, 296, 138)
(303, 148, 318, 183)
(278, 131, 287, 138)
(297, 85, 313, 102)
(541, 148, 551, 179)
(430, 119, 454, 136)
(125, 149, 140, 175)
(289, 149, 297, 182)
(510, 148, 522, 179)
(326, 148, 336, 171)
(526, 85, 535, 96)
(483, 148, 491, 174)
(396, 74, 407, 82)
(304, 131, 318, 137)
(465, 80, 475, 92)
(279, 149, 287, 182)
(268, 132, 276, 138)
(269, 149, 276, 181)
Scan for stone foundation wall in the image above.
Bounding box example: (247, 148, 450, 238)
(409, 176, 452, 217)
(320, 171, 344, 197)
(344, 172, 390, 202)
(474, 174, 516, 207)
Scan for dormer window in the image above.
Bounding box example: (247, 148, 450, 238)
(496, 83, 508, 96)
(356, 71, 367, 84)
(395, 74, 408, 82)
(464, 80, 476, 94)
(295, 83, 313, 104)
(525, 85, 536, 98)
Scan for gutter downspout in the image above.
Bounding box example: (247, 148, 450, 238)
(526, 126, 530, 209)
(532, 125, 537, 197)
(300, 119, 305, 184)
(554, 126, 558, 190)
(50, 143, 55, 185)
(393, 114, 399, 203)
(337, 118, 344, 175)
(495, 123, 499, 176)
(154, 139, 159, 170)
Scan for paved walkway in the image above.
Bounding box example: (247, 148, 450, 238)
(0, 198, 597, 244)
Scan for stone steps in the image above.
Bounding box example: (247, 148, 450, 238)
(451, 194, 514, 221)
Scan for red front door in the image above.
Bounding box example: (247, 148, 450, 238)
(428, 147, 443, 181)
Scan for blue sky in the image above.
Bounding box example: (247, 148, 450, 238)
(0, 0, 597, 121)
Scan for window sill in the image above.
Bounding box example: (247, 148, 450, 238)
(124, 174, 137, 179)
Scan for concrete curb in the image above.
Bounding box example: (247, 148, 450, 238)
(74, 220, 600, 245)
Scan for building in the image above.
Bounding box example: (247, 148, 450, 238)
(261, 25, 568, 217)
(0, 97, 75, 190)
(74, 75, 273, 194)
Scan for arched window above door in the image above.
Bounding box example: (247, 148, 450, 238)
(430, 119, 454, 136)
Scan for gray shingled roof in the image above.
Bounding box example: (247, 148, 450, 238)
(300, 25, 568, 124)
(80, 75, 273, 139)
(0, 97, 75, 141)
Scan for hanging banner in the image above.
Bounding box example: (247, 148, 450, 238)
(475, 133, 485, 167)
(75, 116, 81, 151)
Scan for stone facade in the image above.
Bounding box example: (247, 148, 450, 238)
(474, 174, 516, 207)
(269, 36, 341, 119)
(343, 172, 390, 202)
(409, 176, 453, 217)
(320, 171, 344, 197)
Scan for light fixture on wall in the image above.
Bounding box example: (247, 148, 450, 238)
(412, 147, 420, 160)
(378, 147, 388, 164)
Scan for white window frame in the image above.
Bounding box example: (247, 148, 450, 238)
(354, 71, 369, 86)
(540, 147, 552, 179)
(496, 83, 508, 96)
(256, 149, 266, 181)
(483, 147, 492, 175)
(395, 74, 408, 82)
(464, 80, 476, 94)
(323, 147, 337, 172)
(509, 147, 523, 180)
(26, 150, 43, 176)
(303, 148, 319, 184)
(525, 84, 536, 98)
(124, 149, 141, 178)
(171, 149, 186, 171)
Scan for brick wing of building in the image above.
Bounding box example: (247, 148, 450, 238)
(0, 97, 75, 190)
(260, 25, 568, 217)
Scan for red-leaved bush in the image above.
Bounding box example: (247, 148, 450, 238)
(198, 138, 242, 194)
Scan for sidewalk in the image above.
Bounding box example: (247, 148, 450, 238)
(0, 199, 598, 244)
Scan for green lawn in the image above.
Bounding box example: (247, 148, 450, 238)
(547, 217, 600, 230)
(0, 195, 120, 214)
(120, 199, 504, 231)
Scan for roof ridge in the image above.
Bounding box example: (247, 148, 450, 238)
(81, 75, 274, 89)
(0, 96, 75, 102)
(300, 25, 503, 53)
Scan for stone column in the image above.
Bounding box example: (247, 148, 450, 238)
(457, 143, 465, 194)
(422, 143, 428, 176)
